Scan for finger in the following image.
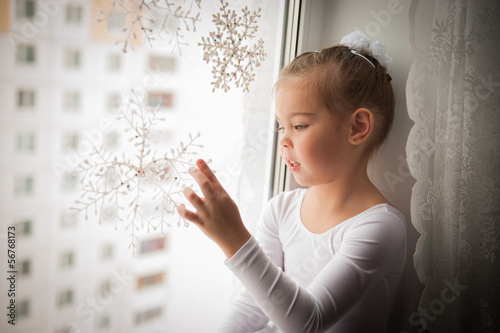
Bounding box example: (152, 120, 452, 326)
(196, 159, 223, 194)
(177, 204, 202, 225)
(189, 166, 217, 199)
(182, 186, 205, 211)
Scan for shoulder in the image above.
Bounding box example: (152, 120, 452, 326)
(267, 188, 306, 213)
(259, 188, 305, 230)
(343, 204, 407, 250)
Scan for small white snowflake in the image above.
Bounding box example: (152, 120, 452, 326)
(198, 0, 266, 92)
(98, 0, 202, 53)
(71, 89, 204, 255)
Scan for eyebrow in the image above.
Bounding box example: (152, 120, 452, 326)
(275, 112, 316, 121)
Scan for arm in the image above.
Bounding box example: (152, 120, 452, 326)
(178, 159, 406, 332)
(219, 195, 285, 332)
(225, 216, 406, 333)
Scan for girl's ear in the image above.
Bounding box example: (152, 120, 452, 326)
(348, 108, 374, 145)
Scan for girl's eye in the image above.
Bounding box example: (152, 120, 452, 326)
(276, 126, 284, 133)
(294, 125, 308, 130)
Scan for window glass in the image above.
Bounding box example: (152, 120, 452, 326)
(1, 1, 286, 332)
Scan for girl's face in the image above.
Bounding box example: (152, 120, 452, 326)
(275, 83, 354, 187)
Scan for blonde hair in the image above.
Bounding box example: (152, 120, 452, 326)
(275, 45, 395, 157)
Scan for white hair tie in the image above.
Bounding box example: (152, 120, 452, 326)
(340, 30, 393, 69)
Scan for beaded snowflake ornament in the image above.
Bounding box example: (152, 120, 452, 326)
(198, 0, 267, 92)
(71, 90, 204, 255)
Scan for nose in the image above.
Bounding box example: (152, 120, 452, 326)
(279, 131, 292, 150)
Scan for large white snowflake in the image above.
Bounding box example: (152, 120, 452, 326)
(71, 90, 203, 255)
(198, 0, 266, 92)
(98, 0, 202, 53)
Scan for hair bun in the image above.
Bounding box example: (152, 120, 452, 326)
(340, 30, 393, 69)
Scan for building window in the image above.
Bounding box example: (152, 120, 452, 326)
(61, 172, 78, 192)
(63, 91, 81, 112)
(60, 251, 75, 269)
(107, 53, 122, 72)
(16, 300, 30, 320)
(16, 44, 36, 65)
(137, 272, 165, 289)
(139, 237, 166, 255)
(99, 279, 112, 297)
(57, 289, 73, 308)
(104, 132, 120, 150)
(66, 5, 82, 24)
(107, 11, 124, 32)
(106, 93, 122, 112)
(147, 92, 173, 109)
(16, 0, 36, 19)
(134, 306, 162, 325)
(15, 219, 32, 236)
(96, 315, 110, 329)
(62, 132, 80, 152)
(101, 244, 114, 260)
(64, 49, 82, 69)
(17, 89, 35, 109)
(14, 175, 34, 195)
(61, 212, 78, 229)
(16, 132, 36, 153)
(148, 55, 176, 73)
(19, 259, 31, 277)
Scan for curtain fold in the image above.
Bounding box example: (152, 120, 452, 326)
(406, 0, 500, 331)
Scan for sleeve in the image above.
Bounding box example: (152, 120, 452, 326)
(219, 196, 285, 333)
(224, 213, 407, 333)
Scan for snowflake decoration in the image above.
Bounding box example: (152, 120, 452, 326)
(198, 0, 267, 92)
(70, 90, 204, 255)
(98, 0, 202, 53)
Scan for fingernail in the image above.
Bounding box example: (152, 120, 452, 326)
(189, 167, 197, 173)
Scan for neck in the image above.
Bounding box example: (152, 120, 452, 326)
(307, 160, 385, 210)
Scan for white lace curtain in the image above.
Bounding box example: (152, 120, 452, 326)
(406, 0, 500, 331)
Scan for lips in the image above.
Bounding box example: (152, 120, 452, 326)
(284, 158, 301, 170)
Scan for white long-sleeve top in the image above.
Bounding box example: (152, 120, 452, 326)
(220, 188, 407, 333)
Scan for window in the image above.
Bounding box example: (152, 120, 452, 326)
(134, 306, 163, 325)
(15, 219, 32, 236)
(16, 44, 36, 65)
(66, 5, 83, 24)
(96, 315, 110, 329)
(64, 49, 82, 69)
(57, 289, 73, 308)
(16, 132, 36, 153)
(62, 132, 79, 151)
(148, 55, 176, 73)
(106, 93, 122, 112)
(137, 272, 165, 289)
(147, 92, 173, 109)
(107, 11, 123, 32)
(16, 300, 30, 320)
(60, 251, 75, 268)
(107, 53, 122, 72)
(14, 175, 34, 195)
(19, 259, 31, 277)
(101, 244, 114, 260)
(98, 279, 112, 297)
(61, 172, 78, 191)
(104, 132, 120, 150)
(16, 0, 36, 19)
(61, 212, 78, 229)
(139, 237, 166, 255)
(63, 91, 81, 112)
(17, 89, 35, 109)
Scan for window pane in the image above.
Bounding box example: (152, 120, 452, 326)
(1, 1, 286, 332)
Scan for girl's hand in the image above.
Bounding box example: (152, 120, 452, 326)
(177, 159, 251, 259)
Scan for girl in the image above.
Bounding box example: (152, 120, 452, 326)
(177, 31, 407, 333)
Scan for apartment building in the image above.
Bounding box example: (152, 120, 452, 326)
(0, 1, 181, 332)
